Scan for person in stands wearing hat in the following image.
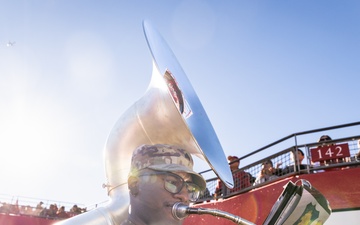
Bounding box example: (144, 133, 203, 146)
(121, 144, 206, 225)
(215, 155, 251, 197)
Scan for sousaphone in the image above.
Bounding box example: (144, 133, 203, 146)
(56, 20, 233, 225)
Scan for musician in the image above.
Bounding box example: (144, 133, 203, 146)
(121, 144, 206, 225)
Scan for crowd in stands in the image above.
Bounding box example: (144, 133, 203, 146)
(0, 200, 86, 220)
(199, 134, 360, 201)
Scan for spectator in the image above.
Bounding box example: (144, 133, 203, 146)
(316, 135, 349, 167)
(43, 204, 57, 218)
(318, 135, 332, 144)
(254, 159, 281, 185)
(36, 201, 44, 210)
(53, 204, 58, 214)
(56, 206, 69, 219)
(349, 139, 360, 162)
(19, 205, 27, 215)
(39, 206, 48, 217)
(34, 201, 44, 216)
(282, 149, 308, 175)
(311, 135, 333, 170)
(23, 205, 33, 215)
(355, 140, 360, 161)
(292, 149, 305, 165)
(356, 151, 360, 161)
(70, 204, 82, 216)
(0, 202, 10, 214)
(215, 155, 251, 197)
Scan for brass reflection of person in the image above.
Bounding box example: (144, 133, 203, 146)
(121, 144, 206, 225)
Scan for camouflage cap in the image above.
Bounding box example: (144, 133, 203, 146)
(129, 144, 206, 190)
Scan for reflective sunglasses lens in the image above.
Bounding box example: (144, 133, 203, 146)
(186, 183, 200, 201)
(164, 175, 182, 193)
(163, 174, 201, 202)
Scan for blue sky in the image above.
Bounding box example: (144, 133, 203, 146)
(0, 0, 359, 222)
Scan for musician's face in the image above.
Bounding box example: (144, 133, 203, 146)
(129, 170, 193, 225)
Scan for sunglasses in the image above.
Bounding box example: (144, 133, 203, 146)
(138, 171, 201, 202)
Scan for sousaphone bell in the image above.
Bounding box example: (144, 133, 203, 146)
(55, 20, 233, 225)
